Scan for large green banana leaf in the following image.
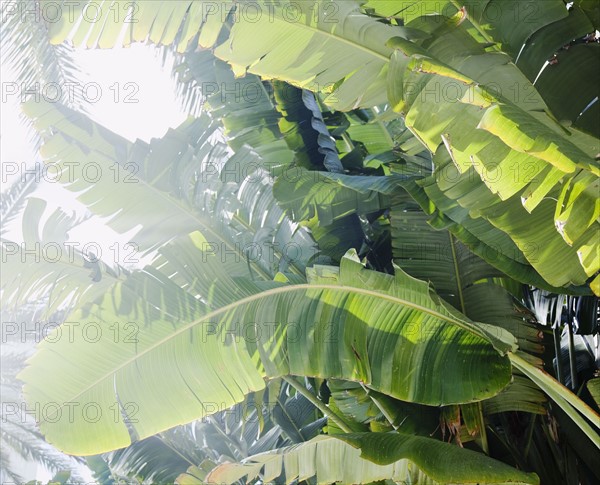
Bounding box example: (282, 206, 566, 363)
(177, 432, 539, 485)
(19, 248, 514, 455)
(385, 26, 599, 287)
(212, 0, 420, 111)
(363, 0, 598, 135)
(274, 169, 549, 419)
(411, 151, 597, 292)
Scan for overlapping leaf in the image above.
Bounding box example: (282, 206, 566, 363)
(23, 99, 316, 278)
(39, 0, 600, 292)
(177, 432, 539, 485)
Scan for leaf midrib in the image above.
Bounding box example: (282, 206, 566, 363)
(37, 282, 490, 424)
(449, 234, 466, 314)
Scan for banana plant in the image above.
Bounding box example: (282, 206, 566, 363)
(13, 69, 519, 460)
(38, 0, 599, 293)
(7, 1, 600, 483)
(21, 99, 317, 279)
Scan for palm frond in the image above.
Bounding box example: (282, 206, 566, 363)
(0, 165, 40, 238)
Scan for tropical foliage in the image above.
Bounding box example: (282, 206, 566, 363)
(1, 0, 599, 484)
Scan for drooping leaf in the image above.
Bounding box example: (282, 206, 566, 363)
(328, 379, 440, 435)
(20, 249, 514, 455)
(179, 433, 539, 485)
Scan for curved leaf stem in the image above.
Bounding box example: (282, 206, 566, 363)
(360, 383, 399, 430)
(448, 0, 496, 45)
(282, 376, 352, 433)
